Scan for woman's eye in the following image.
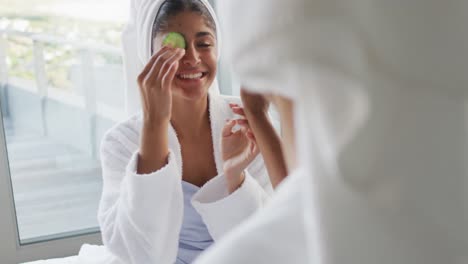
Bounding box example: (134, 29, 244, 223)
(198, 43, 212, 48)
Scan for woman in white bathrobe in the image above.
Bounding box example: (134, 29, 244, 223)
(97, 0, 274, 263)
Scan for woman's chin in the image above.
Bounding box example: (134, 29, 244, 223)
(173, 82, 210, 100)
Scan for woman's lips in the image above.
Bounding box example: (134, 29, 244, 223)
(176, 72, 208, 81)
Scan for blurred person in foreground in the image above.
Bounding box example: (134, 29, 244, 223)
(194, 1, 468, 263)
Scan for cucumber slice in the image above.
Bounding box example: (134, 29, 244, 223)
(162, 32, 186, 49)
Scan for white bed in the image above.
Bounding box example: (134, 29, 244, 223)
(22, 244, 112, 264)
(23, 256, 78, 264)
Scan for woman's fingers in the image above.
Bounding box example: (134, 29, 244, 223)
(251, 141, 259, 155)
(222, 119, 237, 137)
(235, 119, 257, 141)
(246, 129, 256, 141)
(138, 46, 170, 85)
(224, 118, 258, 148)
(161, 60, 179, 92)
(159, 49, 185, 89)
(142, 49, 173, 88)
(236, 118, 250, 128)
(230, 105, 246, 116)
(146, 48, 179, 84)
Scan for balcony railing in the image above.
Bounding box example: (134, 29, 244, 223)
(0, 29, 125, 242)
(0, 29, 126, 158)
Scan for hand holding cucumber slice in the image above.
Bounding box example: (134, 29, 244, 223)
(162, 32, 186, 49)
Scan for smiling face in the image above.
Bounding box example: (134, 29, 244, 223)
(153, 11, 218, 101)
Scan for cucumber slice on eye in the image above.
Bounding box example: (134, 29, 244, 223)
(162, 32, 186, 49)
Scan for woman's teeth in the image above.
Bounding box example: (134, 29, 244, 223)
(179, 73, 203, 79)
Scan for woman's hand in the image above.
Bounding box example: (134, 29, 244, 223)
(136, 46, 185, 174)
(234, 87, 289, 188)
(221, 117, 260, 194)
(138, 46, 185, 128)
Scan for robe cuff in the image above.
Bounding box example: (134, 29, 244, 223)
(122, 149, 181, 220)
(191, 171, 267, 240)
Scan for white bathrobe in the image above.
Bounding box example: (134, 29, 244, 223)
(97, 92, 272, 264)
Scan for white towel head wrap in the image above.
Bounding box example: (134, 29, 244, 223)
(218, 0, 468, 263)
(122, 0, 221, 116)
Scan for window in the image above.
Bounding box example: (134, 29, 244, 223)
(0, 0, 129, 262)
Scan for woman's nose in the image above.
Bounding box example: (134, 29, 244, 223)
(182, 45, 201, 67)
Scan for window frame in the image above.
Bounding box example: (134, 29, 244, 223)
(0, 112, 102, 263)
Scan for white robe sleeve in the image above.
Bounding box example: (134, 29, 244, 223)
(97, 132, 183, 264)
(192, 155, 273, 240)
(193, 170, 308, 264)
